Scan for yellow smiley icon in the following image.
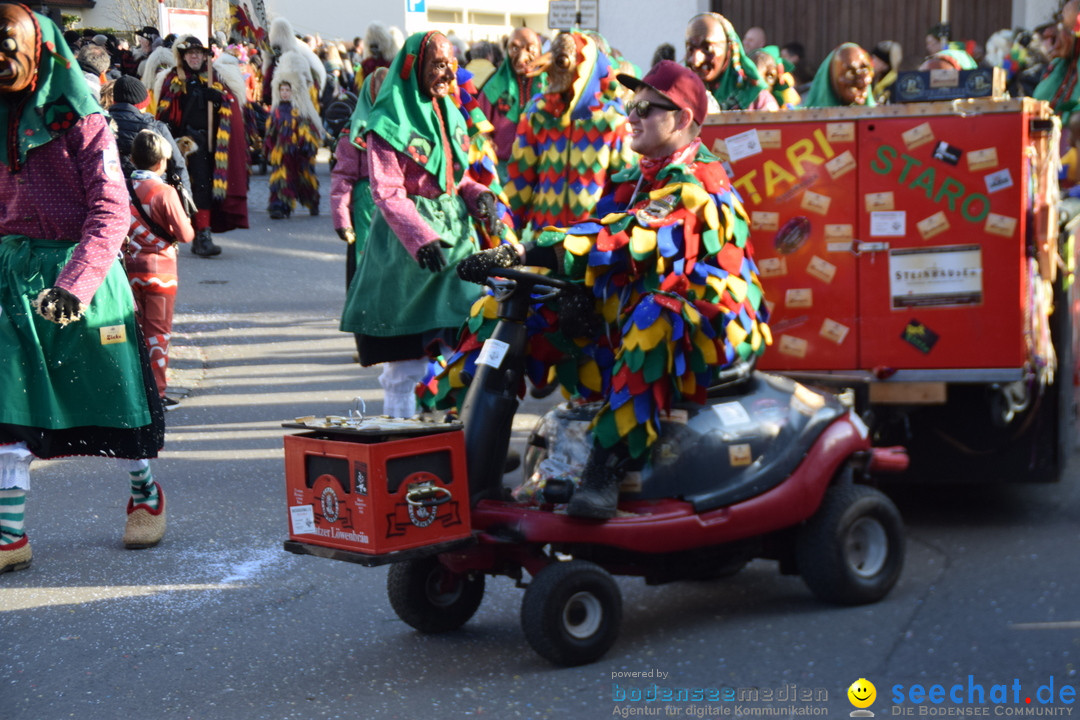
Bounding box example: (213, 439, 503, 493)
(848, 678, 876, 708)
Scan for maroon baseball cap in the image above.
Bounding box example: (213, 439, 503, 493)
(617, 59, 709, 125)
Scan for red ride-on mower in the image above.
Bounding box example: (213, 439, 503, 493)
(283, 267, 909, 666)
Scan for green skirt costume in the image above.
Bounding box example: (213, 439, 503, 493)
(350, 177, 376, 267)
(340, 193, 481, 365)
(0, 236, 164, 459)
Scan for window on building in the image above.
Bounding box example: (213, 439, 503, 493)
(427, 10, 462, 24)
(469, 12, 504, 26)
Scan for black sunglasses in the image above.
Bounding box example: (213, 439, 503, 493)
(626, 98, 681, 118)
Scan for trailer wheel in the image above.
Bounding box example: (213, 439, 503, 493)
(521, 560, 622, 666)
(797, 484, 904, 605)
(387, 556, 485, 633)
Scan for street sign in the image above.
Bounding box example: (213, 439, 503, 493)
(407, 0, 426, 13)
(548, 0, 599, 30)
(578, 0, 598, 30)
(548, 0, 576, 30)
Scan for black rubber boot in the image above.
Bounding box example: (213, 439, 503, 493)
(567, 444, 621, 519)
(192, 228, 221, 257)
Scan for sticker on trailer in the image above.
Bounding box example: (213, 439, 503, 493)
(984, 168, 1014, 194)
(785, 288, 814, 308)
(985, 213, 1017, 238)
(801, 190, 832, 215)
(826, 122, 855, 143)
(825, 224, 854, 240)
(932, 141, 963, 166)
(917, 211, 950, 240)
(865, 191, 896, 212)
(889, 245, 983, 309)
(757, 128, 782, 149)
(806, 255, 837, 284)
(967, 147, 999, 172)
(819, 318, 850, 345)
(725, 129, 764, 162)
(751, 211, 780, 232)
(870, 211, 907, 237)
(902, 122, 935, 150)
(758, 256, 788, 278)
(825, 150, 857, 179)
(476, 338, 509, 368)
(901, 319, 940, 354)
(778, 334, 808, 358)
(710, 137, 729, 161)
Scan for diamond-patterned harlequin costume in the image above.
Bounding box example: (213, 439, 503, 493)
(454, 68, 517, 248)
(422, 140, 772, 459)
(505, 31, 635, 239)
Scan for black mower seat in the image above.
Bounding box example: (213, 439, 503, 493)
(635, 372, 846, 512)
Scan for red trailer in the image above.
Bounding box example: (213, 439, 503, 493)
(701, 98, 1075, 482)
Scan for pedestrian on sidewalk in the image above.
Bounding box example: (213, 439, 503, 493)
(0, 5, 167, 573)
(124, 130, 195, 409)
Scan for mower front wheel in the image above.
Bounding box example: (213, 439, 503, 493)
(797, 483, 905, 605)
(387, 556, 485, 633)
(521, 560, 622, 666)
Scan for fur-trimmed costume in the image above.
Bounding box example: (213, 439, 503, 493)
(155, 40, 249, 233)
(264, 51, 322, 217)
(505, 31, 634, 239)
(425, 140, 771, 459)
(356, 22, 398, 91)
(262, 17, 325, 112)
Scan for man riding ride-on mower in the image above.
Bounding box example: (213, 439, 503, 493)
(432, 60, 772, 519)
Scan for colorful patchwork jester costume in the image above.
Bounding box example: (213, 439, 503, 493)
(424, 139, 771, 459)
(505, 31, 635, 240)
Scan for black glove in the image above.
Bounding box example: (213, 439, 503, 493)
(557, 285, 601, 338)
(473, 192, 504, 237)
(456, 244, 522, 283)
(336, 227, 356, 244)
(415, 242, 447, 273)
(204, 87, 225, 107)
(34, 287, 85, 325)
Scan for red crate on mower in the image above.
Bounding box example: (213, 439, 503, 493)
(283, 420, 472, 563)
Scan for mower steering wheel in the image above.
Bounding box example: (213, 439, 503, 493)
(484, 266, 575, 301)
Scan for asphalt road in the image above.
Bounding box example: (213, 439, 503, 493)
(3, 154, 1080, 720)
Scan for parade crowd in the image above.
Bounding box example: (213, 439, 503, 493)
(4, 1, 1080, 568)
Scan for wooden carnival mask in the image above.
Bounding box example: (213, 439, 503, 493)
(0, 4, 38, 95)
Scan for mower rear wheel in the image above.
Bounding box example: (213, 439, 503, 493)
(521, 560, 622, 666)
(387, 556, 485, 633)
(797, 483, 905, 605)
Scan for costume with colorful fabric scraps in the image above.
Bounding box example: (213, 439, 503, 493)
(455, 66, 516, 248)
(339, 31, 498, 416)
(155, 35, 249, 254)
(424, 139, 771, 459)
(0, 5, 167, 569)
(505, 31, 635, 239)
(265, 51, 323, 218)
